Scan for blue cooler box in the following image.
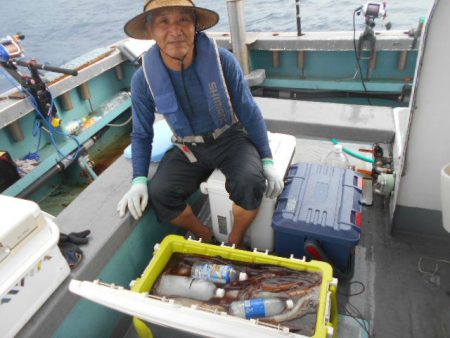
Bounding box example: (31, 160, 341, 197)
(273, 162, 363, 273)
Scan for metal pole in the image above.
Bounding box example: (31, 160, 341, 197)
(17, 135, 99, 198)
(226, 0, 250, 74)
(397, 50, 408, 71)
(7, 120, 24, 142)
(272, 51, 280, 68)
(295, 0, 302, 36)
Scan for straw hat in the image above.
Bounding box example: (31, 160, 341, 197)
(124, 0, 219, 40)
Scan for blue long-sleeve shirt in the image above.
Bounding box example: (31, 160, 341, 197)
(130, 47, 271, 179)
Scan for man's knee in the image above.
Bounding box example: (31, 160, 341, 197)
(227, 171, 265, 209)
(237, 170, 265, 190)
(148, 178, 171, 204)
(148, 179, 187, 223)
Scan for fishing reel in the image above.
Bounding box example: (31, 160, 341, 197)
(355, 2, 391, 61)
(0, 34, 78, 126)
(360, 2, 392, 30)
(0, 34, 24, 62)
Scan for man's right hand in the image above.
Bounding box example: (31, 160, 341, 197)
(117, 177, 149, 220)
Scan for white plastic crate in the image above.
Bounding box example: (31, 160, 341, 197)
(200, 132, 296, 251)
(0, 196, 70, 338)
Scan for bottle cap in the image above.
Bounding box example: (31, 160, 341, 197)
(238, 272, 248, 281)
(51, 117, 61, 128)
(286, 299, 294, 309)
(215, 288, 225, 298)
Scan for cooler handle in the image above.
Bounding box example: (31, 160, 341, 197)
(350, 210, 363, 228)
(324, 290, 332, 325)
(353, 175, 364, 191)
(339, 208, 362, 232)
(325, 278, 339, 338)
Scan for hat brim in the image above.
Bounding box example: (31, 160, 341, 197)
(124, 6, 219, 40)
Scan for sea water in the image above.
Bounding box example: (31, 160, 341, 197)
(0, 0, 434, 93)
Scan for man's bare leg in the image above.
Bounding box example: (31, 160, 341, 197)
(228, 204, 258, 248)
(171, 205, 213, 242)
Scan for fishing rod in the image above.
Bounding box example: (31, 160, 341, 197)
(295, 0, 302, 36)
(0, 34, 78, 122)
(0, 33, 82, 162)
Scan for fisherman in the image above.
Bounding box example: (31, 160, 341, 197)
(117, 0, 283, 248)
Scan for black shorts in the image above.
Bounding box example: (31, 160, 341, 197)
(148, 125, 265, 223)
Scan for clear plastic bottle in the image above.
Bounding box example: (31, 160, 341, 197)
(229, 298, 294, 319)
(63, 119, 82, 135)
(322, 144, 350, 169)
(191, 262, 248, 284)
(154, 275, 225, 301)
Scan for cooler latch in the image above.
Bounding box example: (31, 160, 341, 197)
(0, 245, 11, 263)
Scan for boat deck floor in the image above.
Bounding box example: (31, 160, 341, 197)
(347, 199, 450, 338)
(122, 138, 450, 338)
(119, 207, 450, 338)
(15, 128, 449, 338)
(122, 204, 450, 338)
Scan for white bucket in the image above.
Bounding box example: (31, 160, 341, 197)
(440, 163, 450, 233)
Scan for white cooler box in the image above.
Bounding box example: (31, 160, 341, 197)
(200, 132, 296, 251)
(0, 196, 70, 338)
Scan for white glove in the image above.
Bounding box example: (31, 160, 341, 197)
(262, 158, 284, 199)
(117, 177, 149, 220)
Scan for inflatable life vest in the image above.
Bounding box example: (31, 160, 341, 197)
(142, 32, 236, 137)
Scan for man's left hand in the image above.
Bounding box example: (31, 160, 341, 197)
(262, 158, 284, 199)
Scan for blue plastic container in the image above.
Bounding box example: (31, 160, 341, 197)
(124, 119, 173, 162)
(272, 162, 363, 272)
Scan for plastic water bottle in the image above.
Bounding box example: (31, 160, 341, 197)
(63, 119, 82, 135)
(154, 275, 225, 301)
(191, 262, 248, 284)
(229, 298, 294, 319)
(322, 144, 350, 169)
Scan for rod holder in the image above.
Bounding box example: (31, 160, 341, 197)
(272, 50, 280, 68)
(115, 64, 124, 81)
(367, 50, 377, 80)
(7, 120, 24, 142)
(226, 0, 250, 74)
(297, 50, 305, 71)
(60, 92, 73, 111)
(79, 82, 91, 101)
(397, 50, 408, 71)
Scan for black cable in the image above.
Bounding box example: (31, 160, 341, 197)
(88, 98, 94, 113)
(337, 280, 372, 337)
(345, 300, 372, 337)
(353, 8, 373, 106)
(337, 280, 366, 297)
